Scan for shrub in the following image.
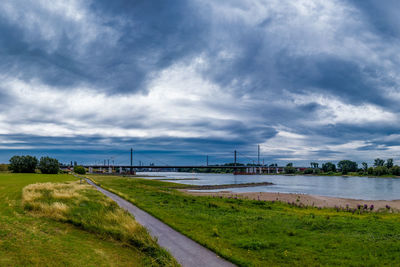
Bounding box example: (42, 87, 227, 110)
(373, 166, 389, 176)
(304, 168, 314, 174)
(367, 167, 374, 175)
(284, 166, 296, 174)
(74, 165, 86, 175)
(0, 164, 8, 172)
(390, 165, 400, 176)
(313, 168, 321, 174)
(38, 157, 60, 174)
(9, 155, 38, 173)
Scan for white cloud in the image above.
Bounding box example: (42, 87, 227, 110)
(291, 93, 396, 124)
(0, 57, 261, 140)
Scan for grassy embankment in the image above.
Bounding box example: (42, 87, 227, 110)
(89, 175, 400, 266)
(0, 173, 178, 266)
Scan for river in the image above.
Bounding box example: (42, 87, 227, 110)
(137, 172, 400, 200)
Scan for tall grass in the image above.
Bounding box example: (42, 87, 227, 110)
(22, 181, 178, 266)
(89, 175, 400, 266)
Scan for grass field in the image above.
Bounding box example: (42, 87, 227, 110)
(89, 175, 400, 266)
(0, 173, 177, 266)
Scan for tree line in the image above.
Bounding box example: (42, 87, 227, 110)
(7, 155, 60, 174)
(5, 155, 88, 175)
(284, 158, 400, 176)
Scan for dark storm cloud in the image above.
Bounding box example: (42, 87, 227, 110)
(351, 0, 400, 38)
(276, 56, 393, 106)
(0, 0, 208, 94)
(0, 8, 91, 88)
(0, 133, 266, 164)
(2, 0, 400, 164)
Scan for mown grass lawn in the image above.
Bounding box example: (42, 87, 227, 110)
(89, 175, 400, 266)
(0, 173, 177, 266)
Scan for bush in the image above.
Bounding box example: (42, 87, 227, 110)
(313, 168, 321, 174)
(0, 164, 8, 172)
(284, 166, 296, 174)
(367, 167, 374, 175)
(373, 166, 389, 176)
(390, 165, 400, 176)
(38, 156, 60, 174)
(74, 165, 86, 175)
(304, 168, 314, 174)
(9, 155, 38, 173)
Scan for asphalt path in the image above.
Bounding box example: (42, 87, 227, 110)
(85, 178, 235, 267)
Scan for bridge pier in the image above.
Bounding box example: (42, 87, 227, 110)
(108, 167, 112, 174)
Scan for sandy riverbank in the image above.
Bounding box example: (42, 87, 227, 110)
(182, 190, 400, 210)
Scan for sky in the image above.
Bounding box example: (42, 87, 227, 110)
(1, 0, 400, 166)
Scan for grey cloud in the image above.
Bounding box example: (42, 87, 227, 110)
(0, 0, 209, 94)
(2, 0, 400, 164)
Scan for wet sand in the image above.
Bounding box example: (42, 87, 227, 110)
(182, 190, 400, 210)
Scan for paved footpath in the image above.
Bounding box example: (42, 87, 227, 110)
(85, 179, 235, 267)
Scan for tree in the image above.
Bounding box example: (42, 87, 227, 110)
(374, 158, 385, 167)
(73, 165, 86, 175)
(38, 156, 60, 174)
(361, 162, 368, 171)
(322, 162, 336, 172)
(310, 162, 319, 168)
(9, 155, 38, 173)
(286, 163, 293, 167)
(385, 158, 394, 168)
(337, 160, 358, 174)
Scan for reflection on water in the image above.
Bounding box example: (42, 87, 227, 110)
(138, 172, 400, 200)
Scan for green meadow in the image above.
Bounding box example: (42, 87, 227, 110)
(0, 173, 177, 266)
(89, 175, 400, 267)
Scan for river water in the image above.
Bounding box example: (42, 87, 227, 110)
(138, 172, 400, 200)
